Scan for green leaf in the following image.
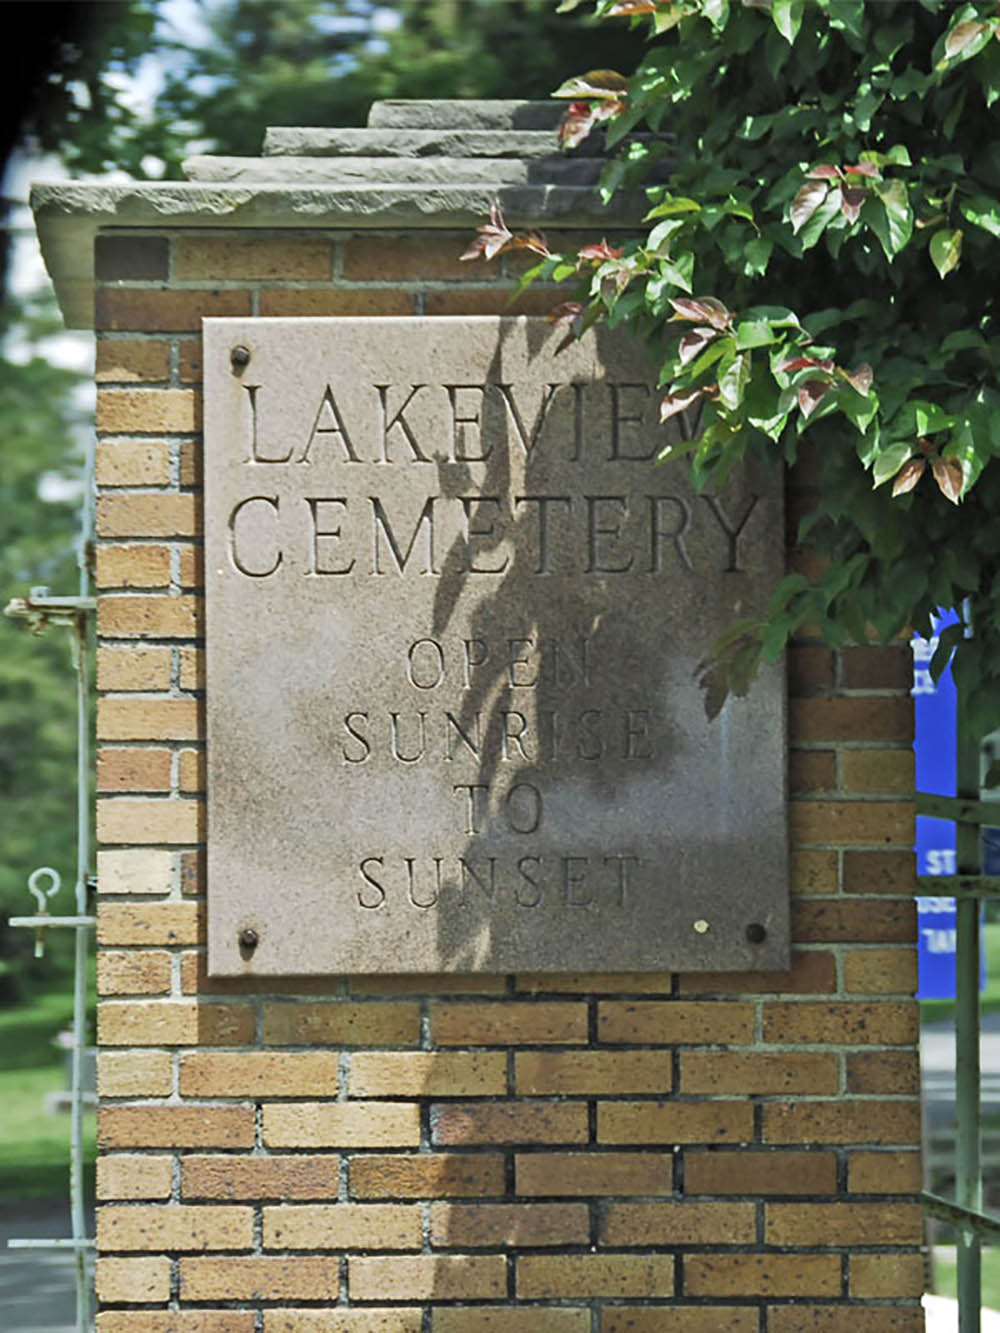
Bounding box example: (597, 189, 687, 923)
(734, 320, 776, 350)
(929, 227, 963, 278)
(872, 441, 914, 487)
(646, 218, 688, 252)
(645, 195, 701, 220)
(742, 237, 773, 276)
(717, 350, 751, 412)
(658, 251, 695, 293)
(772, 0, 804, 45)
(960, 194, 1000, 237)
(798, 187, 843, 250)
(867, 179, 914, 259)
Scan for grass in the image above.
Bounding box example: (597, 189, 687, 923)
(0, 975, 96, 1201)
(933, 1246, 1000, 1310)
(920, 920, 1000, 1024)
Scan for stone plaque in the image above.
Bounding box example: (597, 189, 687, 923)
(203, 317, 788, 975)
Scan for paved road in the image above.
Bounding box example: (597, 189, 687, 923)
(0, 1198, 93, 1332)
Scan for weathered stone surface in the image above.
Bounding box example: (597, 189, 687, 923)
(263, 129, 585, 159)
(203, 317, 787, 976)
(367, 100, 565, 131)
(182, 155, 616, 187)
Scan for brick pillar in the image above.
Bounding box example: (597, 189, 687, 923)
(36, 103, 923, 1332)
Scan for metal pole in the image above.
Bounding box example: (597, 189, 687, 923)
(955, 675, 982, 1333)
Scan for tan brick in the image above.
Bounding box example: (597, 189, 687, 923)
(790, 799, 913, 846)
(180, 1051, 339, 1098)
(261, 1001, 420, 1046)
(600, 1200, 754, 1245)
(763, 1000, 918, 1045)
(842, 748, 914, 793)
(182, 1155, 341, 1201)
(515, 1049, 672, 1095)
(791, 849, 840, 895)
(790, 749, 837, 793)
(178, 439, 201, 486)
(97, 747, 172, 792)
(431, 1101, 588, 1146)
(677, 950, 836, 996)
(680, 1051, 838, 1095)
(99, 1045, 173, 1098)
(430, 1202, 589, 1249)
(350, 1154, 505, 1199)
(180, 849, 204, 896)
(98, 387, 201, 434)
(425, 288, 560, 317)
(259, 289, 414, 317)
(99, 1105, 254, 1149)
(684, 1149, 837, 1196)
(98, 1203, 253, 1252)
(263, 1101, 420, 1148)
(844, 947, 918, 994)
(516, 1152, 673, 1197)
(97, 797, 204, 843)
(601, 1311, 757, 1333)
(178, 747, 205, 792)
(263, 1314, 421, 1333)
(97, 1154, 173, 1201)
(98, 594, 201, 639)
(350, 1254, 505, 1301)
(178, 545, 203, 588)
(517, 1253, 674, 1299)
(180, 1255, 340, 1301)
(96, 1255, 171, 1302)
(348, 972, 506, 996)
(98, 698, 200, 741)
(432, 1001, 587, 1045)
(98, 1316, 254, 1333)
(768, 1306, 924, 1332)
(180, 951, 338, 996)
(97, 847, 174, 894)
(788, 642, 835, 692)
(97, 950, 172, 997)
(97, 545, 171, 589)
(766, 1200, 923, 1245)
(343, 232, 478, 282)
(763, 1100, 920, 1145)
(96, 339, 171, 384)
(597, 1000, 754, 1044)
(790, 697, 912, 742)
(434, 1312, 588, 1333)
(97, 493, 200, 539)
(842, 643, 912, 689)
(848, 1150, 922, 1194)
(850, 1252, 925, 1298)
(349, 1051, 506, 1097)
(263, 1203, 421, 1251)
(178, 342, 202, 384)
(684, 1252, 840, 1297)
(98, 902, 202, 946)
(515, 971, 672, 994)
(97, 645, 171, 691)
(847, 1050, 920, 1095)
(794, 898, 916, 943)
(175, 235, 331, 280)
(843, 850, 917, 895)
(598, 1100, 752, 1144)
(96, 440, 171, 487)
(98, 1000, 254, 1047)
(96, 288, 251, 333)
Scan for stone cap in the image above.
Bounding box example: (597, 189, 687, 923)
(33, 99, 657, 329)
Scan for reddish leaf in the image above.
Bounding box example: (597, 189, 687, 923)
(507, 231, 551, 258)
(790, 181, 830, 234)
(679, 326, 718, 365)
(779, 356, 835, 374)
(460, 201, 512, 262)
(891, 456, 925, 496)
(547, 301, 585, 331)
(591, 98, 626, 123)
(660, 387, 704, 421)
(668, 295, 734, 329)
(844, 161, 881, 178)
(842, 363, 873, 395)
(552, 69, 630, 100)
(797, 380, 830, 418)
(606, 0, 659, 12)
(578, 239, 624, 263)
(806, 164, 843, 180)
(559, 101, 597, 149)
(932, 457, 964, 503)
(945, 19, 987, 59)
(840, 185, 866, 224)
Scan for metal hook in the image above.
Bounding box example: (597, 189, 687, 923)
(26, 867, 61, 957)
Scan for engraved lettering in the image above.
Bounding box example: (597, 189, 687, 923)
(610, 383, 656, 460)
(605, 854, 640, 905)
(358, 858, 386, 909)
(514, 495, 572, 574)
(243, 384, 293, 463)
(495, 382, 561, 456)
(702, 494, 760, 572)
(342, 712, 371, 764)
(407, 639, 445, 690)
(577, 709, 603, 761)
(624, 709, 652, 759)
(562, 855, 592, 906)
(463, 637, 489, 687)
(229, 495, 282, 577)
(516, 857, 543, 907)
(501, 711, 531, 761)
(571, 382, 585, 461)
(586, 496, 633, 573)
(453, 783, 489, 834)
(650, 495, 693, 573)
(552, 637, 591, 688)
(459, 857, 496, 901)
(375, 384, 430, 463)
(390, 712, 427, 763)
(445, 711, 481, 761)
(505, 782, 542, 834)
(446, 384, 490, 460)
(372, 497, 437, 575)
(306, 498, 354, 575)
(405, 856, 440, 908)
(298, 385, 359, 463)
(506, 638, 538, 688)
(461, 497, 509, 574)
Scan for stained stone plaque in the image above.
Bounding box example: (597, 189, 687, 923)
(203, 317, 788, 975)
